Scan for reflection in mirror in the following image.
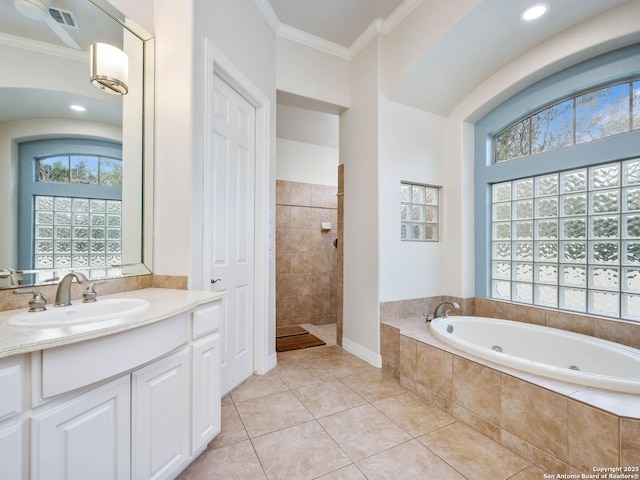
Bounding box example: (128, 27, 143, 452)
(0, 0, 154, 289)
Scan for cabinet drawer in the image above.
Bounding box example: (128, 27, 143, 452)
(192, 301, 222, 339)
(42, 314, 188, 398)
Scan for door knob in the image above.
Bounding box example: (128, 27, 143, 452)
(211, 278, 222, 284)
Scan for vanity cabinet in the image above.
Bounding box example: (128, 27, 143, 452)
(31, 376, 131, 480)
(0, 295, 222, 480)
(0, 420, 27, 479)
(191, 303, 221, 454)
(0, 355, 28, 479)
(132, 348, 190, 480)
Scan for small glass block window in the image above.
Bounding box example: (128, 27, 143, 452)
(400, 182, 440, 242)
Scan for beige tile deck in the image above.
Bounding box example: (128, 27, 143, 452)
(178, 323, 545, 480)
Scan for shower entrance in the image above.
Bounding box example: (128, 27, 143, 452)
(274, 179, 340, 338)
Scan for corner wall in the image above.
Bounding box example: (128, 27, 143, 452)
(340, 37, 382, 364)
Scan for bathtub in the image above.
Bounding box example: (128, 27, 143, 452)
(429, 315, 640, 394)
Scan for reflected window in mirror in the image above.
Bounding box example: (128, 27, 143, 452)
(18, 138, 123, 284)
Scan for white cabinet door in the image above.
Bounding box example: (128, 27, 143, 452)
(31, 376, 131, 480)
(132, 348, 190, 480)
(192, 333, 220, 453)
(0, 420, 27, 480)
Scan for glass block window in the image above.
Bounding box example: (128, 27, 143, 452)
(34, 195, 122, 278)
(494, 78, 640, 163)
(400, 182, 440, 242)
(491, 157, 640, 320)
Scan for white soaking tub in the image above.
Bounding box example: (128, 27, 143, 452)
(430, 315, 640, 394)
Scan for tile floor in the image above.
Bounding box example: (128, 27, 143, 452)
(178, 324, 546, 480)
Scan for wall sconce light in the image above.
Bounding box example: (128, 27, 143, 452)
(90, 42, 129, 95)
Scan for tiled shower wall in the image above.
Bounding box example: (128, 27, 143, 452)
(276, 180, 338, 326)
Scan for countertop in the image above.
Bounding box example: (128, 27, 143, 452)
(0, 288, 225, 359)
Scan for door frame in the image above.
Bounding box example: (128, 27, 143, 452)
(201, 38, 274, 376)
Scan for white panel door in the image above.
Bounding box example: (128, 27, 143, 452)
(208, 74, 256, 395)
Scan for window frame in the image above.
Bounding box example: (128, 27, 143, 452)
(18, 138, 123, 276)
(474, 43, 640, 322)
(493, 78, 639, 163)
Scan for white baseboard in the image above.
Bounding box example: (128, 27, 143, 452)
(257, 352, 278, 375)
(341, 337, 382, 368)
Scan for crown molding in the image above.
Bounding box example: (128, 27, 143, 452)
(256, 0, 423, 61)
(348, 18, 384, 58)
(253, 0, 280, 32)
(277, 24, 351, 60)
(348, 0, 423, 57)
(383, 0, 423, 34)
(0, 32, 88, 62)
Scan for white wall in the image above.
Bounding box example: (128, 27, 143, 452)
(340, 38, 381, 363)
(152, 0, 193, 277)
(276, 103, 338, 186)
(378, 99, 446, 301)
(381, 0, 481, 96)
(277, 104, 339, 148)
(276, 139, 338, 186)
(276, 37, 350, 109)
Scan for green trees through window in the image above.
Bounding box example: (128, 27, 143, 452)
(37, 155, 123, 187)
(494, 80, 640, 162)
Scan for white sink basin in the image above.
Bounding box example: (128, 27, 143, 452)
(7, 298, 150, 327)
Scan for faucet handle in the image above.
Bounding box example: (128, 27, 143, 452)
(82, 280, 106, 303)
(14, 289, 47, 312)
(423, 313, 433, 323)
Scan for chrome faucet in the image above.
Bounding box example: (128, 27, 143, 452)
(54, 272, 88, 307)
(433, 300, 460, 319)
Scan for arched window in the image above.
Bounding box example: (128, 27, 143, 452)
(18, 138, 123, 282)
(494, 79, 640, 162)
(475, 43, 640, 322)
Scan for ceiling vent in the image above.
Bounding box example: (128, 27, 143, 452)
(48, 7, 78, 29)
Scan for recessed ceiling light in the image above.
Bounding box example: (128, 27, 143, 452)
(70, 105, 86, 112)
(519, 3, 550, 22)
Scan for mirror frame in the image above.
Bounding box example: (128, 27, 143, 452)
(0, 0, 155, 289)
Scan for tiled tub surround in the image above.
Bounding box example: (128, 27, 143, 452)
(380, 300, 640, 474)
(276, 180, 338, 326)
(430, 315, 640, 393)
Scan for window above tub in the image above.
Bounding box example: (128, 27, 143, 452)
(490, 158, 640, 320)
(494, 78, 640, 163)
(475, 43, 640, 323)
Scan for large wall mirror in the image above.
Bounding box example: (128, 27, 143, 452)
(0, 0, 154, 289)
